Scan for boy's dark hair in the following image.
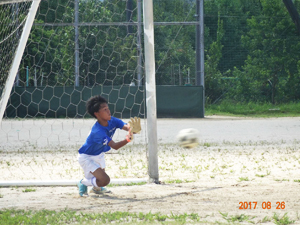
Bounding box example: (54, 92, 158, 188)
(86, 95, 108, 118)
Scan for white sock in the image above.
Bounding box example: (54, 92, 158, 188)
(81, 178, 92, 186)
(91, 177, 100, 188)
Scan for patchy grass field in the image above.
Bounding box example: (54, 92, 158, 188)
(1, 141, 300, 224)
(1, 117, 300, 224)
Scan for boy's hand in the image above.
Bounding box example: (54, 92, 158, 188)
(128, 117, 141, 134)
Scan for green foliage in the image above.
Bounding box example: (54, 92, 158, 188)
(5, 0, 300, 103)
(205, 14, 225, 103)
(228, 0, 300, 103)
(153, 0, 196, 85)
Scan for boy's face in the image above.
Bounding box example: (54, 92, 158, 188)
(94, 103, 111, 121)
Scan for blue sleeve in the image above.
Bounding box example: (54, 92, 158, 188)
(114, 117, 126, 129)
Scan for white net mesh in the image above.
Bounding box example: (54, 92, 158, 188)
(0, 1, 31, 113)
(0, 0, 147, 182)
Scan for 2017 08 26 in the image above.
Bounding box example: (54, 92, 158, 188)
(239, 201, 285, 210)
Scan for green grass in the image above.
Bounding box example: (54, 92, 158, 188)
(275, 179, 290, 182)
(238, 177, 249, 182)
(219, 212, 295, 225)
(255, 170, 271, 178)
(0, 209, 202, 225)
(107, 182, 147, 187)
(2, 209, 295, 225)
(273, 213, 295, 225)
(206, 101, 300, 117)
(22, 188, 36, 193)
(164, 179, 194, 184)
(219, 212, 256, 223)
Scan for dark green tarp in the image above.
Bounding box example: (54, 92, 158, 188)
(3, 85, 203, 118)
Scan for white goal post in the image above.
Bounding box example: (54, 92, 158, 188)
(0, 0, 41, 125)
(143, 0, 159, 184)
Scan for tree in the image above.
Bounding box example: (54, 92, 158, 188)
(153, 0, 196, 85)
(238, 0, 300, 103)
(203, 0, 263, 103)
(205, 15, 225, 103)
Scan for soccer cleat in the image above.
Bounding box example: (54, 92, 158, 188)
(90, 187, 111, 194)
(77, 179, 88, 197)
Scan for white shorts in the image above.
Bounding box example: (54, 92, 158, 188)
(78, 153, 106, 179)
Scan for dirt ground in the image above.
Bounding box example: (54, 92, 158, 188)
(1, 173, 300, 224)
(1, 116, 300, 223)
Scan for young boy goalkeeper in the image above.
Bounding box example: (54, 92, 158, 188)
(77, 95, 141, 196)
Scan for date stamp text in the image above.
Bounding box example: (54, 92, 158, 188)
(239, 202, 285, 210)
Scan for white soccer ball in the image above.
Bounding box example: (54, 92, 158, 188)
(176, 128, 199, 148)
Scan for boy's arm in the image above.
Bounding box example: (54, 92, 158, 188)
(108, 139, 128, 150)
(108, 124, 132, 150)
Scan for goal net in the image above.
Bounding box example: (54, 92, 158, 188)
(0, 0, 149, 185)
(0, 0, 40, 124)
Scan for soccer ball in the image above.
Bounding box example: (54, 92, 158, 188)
(176, 128, 199, 148)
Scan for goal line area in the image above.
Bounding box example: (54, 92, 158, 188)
(0, 0, 153, 186)
(0, 118, 148, 186)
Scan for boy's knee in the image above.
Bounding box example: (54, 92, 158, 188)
(102, 175, 110, 186)
(97, 175, 110, 187)
(105, 176, 110, 186)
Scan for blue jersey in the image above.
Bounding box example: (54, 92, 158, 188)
(78, 117, 125, 155)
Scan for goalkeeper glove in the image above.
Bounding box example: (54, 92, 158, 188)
(128, 117, 141, 134)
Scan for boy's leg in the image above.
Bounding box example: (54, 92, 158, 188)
(91, 167, 110, 187)
(90, 168, 111, 194)
(78, 168, 110, 196)
(91, 153, 111, 193)
(78, 153, 110, 195)
(77, 154, 99, 196)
